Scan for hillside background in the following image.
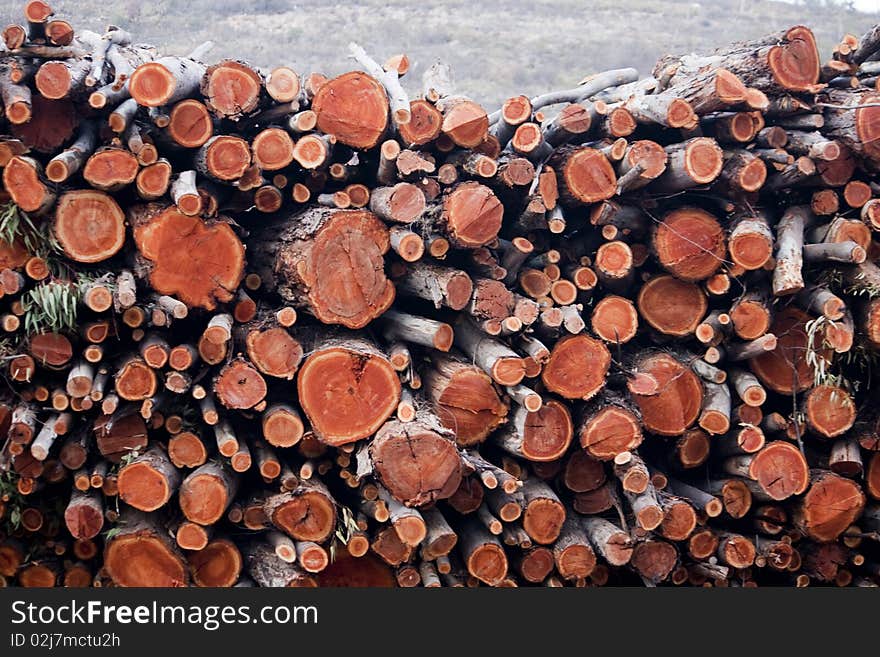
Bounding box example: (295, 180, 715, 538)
(2, 0, 880, 106)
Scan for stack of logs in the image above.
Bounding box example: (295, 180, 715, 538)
(1, 0, 880, 588)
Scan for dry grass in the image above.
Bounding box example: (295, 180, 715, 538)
(1, 0, 878, 106)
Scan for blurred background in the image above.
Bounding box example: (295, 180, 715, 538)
(2, 0, 880, 105)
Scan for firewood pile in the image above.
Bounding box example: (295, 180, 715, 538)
(1, 0, 880, 588)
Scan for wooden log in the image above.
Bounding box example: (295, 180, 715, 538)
(313, 71, 388, 149)
(130, 204, 244, 310)
(297, 334, 399, 446)
(104, 510, 187, 587)
(631, 352, 703, 436)
(495, 399, 572, 462)
(795, 471, 865, 542)
(251, 208, 393, 328)
(264, 480, 337, 543)
(425, 354, 509, 447)
(129, 55, 206, 107)
(201, 59, 262, 120)
(189, 539, 242, 587)
(117, 446, 181, 512)
(542, 333, 610, 401)
(368, 413, 461, 506)
(638, 275, 707, 337)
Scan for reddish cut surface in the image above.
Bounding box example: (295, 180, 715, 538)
(749, 441, 809, 500)
(3, 157, 49, 212)
(313, 72, 389, 149)
(638, 275, 707, 336)
(118, 462, 172, 512)
(133, 207, 245, 310)
(632, 353, 703, 436)
(271, 491, 336, 542)
(434, 368, 508, 446)
(769, 26, 820, 92)
(204, 61, 262, 117)
(84, 149, 139, 188)
(318, 550, 396, 587)
(441, 99, 489, 148)
(805, 385, 856, 438)
(654, 207, 726, 281)
(521, 400, 573, 461)
(750, 307, 823, 395)
(11, 96, 77, 153)
(29, 333, 73, 367)
(215, 360, 266, 409)
(252, 128, 294, 171)
(246, 328, 303, 379)
(591, 295, 638, 343)
(580, 406, 643, 460)
(443, 182, 503, 247)
(105, 533, 186, 587)
(800, 473, 865, 541)
(278, 210, 394, 329)
(372, 425, 462, 506)
(399, 99, 442, 146)
(0, 237, 29, 270)
(542, 334, 610, 400)
(180, 473, 230, 525)
(189, 540, 242, 587)
(64, 502, 102, 539)
(563, 147, 617, 203)
(169, 100, 213, 148)
(297, 346, 400, 445)
(55, 190, 126, 263)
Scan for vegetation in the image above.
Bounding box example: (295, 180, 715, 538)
(12, 0, 877, 105)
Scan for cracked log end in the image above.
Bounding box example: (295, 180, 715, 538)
(3, 157, 52, 214)
(55, 190, 126, 263)
(592, 295, 639, 343)
(561, 147, 617, 204)
(750, 307, 823, 395)
(179, 467, 235, 526)
(769, 26, 821, 92)
(266, 489, 337, 543)
(431, 365, 508, 447)
(132, 205, 245, 310)
(278, 210, 394, 328)
(798, 471, 865, 541)
(169, 99, 214, 148)
(203, 60, 262, 119)
(749, 441, 809, 500)
(580, 406, 643, 460)
(631, 539, 677, 583)
(297, 343, 400, 445)
(399, 99, 442, 146)
(371, 419, 462, 506)
(443, 182, 503, 248)
(654, 207, 726, 281)
(246, 328, 302, 380)
(313, 71, 388, 149)
(804, 384, 856, 438)
(542, 333, 610, 400)
(520, 400, 573, 461)
(214, 359, 267, 409)
(633, 353, 703, 436)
